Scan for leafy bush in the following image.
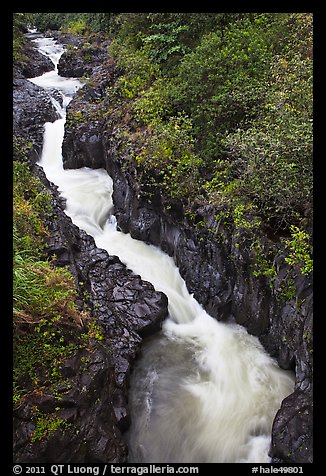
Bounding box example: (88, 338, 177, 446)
(29, 13, 65, 31)
(13, 13, 28, 63)
(31, 409, 70, 442)
(13, 162, 52, 255)
(173, 16, 273, 159)
(106, 13, 313, 259)
(63, 18, 88, 35)
(29, 13, 117, 34)
(223, 121, 312, 230)
(133, 77, 174, 124)
(222, 23, 312, 231)
(133, 114, 203, 204)
(140, 21, 190, 67)
(284, 226, 313, 275)
(110, 39, 160, 99)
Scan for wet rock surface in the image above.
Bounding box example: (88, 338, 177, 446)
(62, 62, 117, 170)
(13, 170, 168, 463)
(13, 33, 59, 163)
(13, 79, 59, 161)
(60, 42, 313, 463)
(14, 31, 54, 79)
(13, 34, 168, 463)
(271, 389, 313, 463)
(13, 339, 127, 463)
(57, 32, 111, 78)
(20, 44, 54, 78)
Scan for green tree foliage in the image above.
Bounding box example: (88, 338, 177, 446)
(133, 113, 203, 204)
(29, 13, 117, 34)
(29, 12, 65, 31)
(107, 12, 312, 276)
(22, 13, 312, 283)
(174, 15, 277, 159)
(110, 40, 160, 99)
(141, 21, 190, 66)
(284, 225, 313, 276)
(13, 13, 29, 61)
(222, 14, 313, 231)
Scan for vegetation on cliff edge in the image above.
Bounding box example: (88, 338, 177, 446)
(13, 10, 313, 443)
(13, 152, 105, 442)
(28, 12, 313, 286)
(19, 12, 313, 294)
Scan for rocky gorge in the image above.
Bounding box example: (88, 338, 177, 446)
(13, 30, 313, 464)
(13, 33, 168, 463)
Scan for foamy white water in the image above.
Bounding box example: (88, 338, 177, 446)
(30, 36, 295, 463)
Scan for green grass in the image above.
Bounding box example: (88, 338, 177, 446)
(13, 159, 89, 408)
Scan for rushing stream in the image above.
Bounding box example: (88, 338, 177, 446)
(28, 34, 295, 463)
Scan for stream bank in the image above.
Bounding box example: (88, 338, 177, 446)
(12, 30, 313, 463)
(13, 32, 168, 463)
(60, 33, 313, 463)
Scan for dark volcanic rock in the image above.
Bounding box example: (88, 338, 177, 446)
(62, 63, 117, 170)
(58, 52, 93, 77)
(13, 343, 126, 463)
(13, 79, 59, 161)
(271, 389, 313, 463)
(58, 36, 110, 78)
(13, 34, 168, 463)
(13, 34, 59, 163)
(63, 121, 106, 169)
(20, 44, 54, 78)
(14, 33, 54, 80)
(13, 165, 168, 463)
(61, 53, 313, 463)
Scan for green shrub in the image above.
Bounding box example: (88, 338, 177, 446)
(284, 226, 313, 276)
(134, 114, 203, 203)
(223, 120, 312, 230)
(31, 409, 71, 442)
(64, 18, 88, 35)
(110, 39, 160, 99)
(13, 162, 52, 256)
(133, 78, 173, 125)
(173, 16, 273, 159)
(140, 21, 190, 66)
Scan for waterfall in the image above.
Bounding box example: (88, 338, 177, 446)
(28, 35, 295, 463)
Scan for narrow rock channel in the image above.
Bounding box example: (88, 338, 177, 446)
(34, 33, 295, 464)
(13, 29, 313, 464)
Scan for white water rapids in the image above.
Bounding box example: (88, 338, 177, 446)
(28, 35, 295, 463)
